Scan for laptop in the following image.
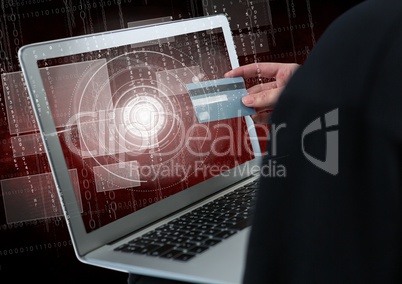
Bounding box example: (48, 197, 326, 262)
(18, 15, 262, 284)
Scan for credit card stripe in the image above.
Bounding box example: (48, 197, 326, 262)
(187, 83, 246, 96)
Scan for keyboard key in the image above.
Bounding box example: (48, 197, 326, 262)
(174, 253, 196, 261)
(214, 230, 237, 239)
(215, 222, 234, 229)
(128, 238, 152, 247)
(200, 228, 221, 236)
(184, 231, 200, 237)
(229, 219, 250, 231)
(191, 235, 208, 243)
(169, 237, 192, 244)
(151, 236, 174, 245)
(139, 244, 161, 254)
(197, 224, 214, 231)
(175, 242, 195, 250)
(114, 244, 142, 253)
(160, 249, 183, 259)
(148, 244, 176, 256)
(203, 238, 221, 246)
(189, 246, 209, 254)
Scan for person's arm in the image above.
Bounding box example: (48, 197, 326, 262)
(224, 62, 299, 123)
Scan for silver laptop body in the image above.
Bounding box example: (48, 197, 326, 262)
(18, 15, 262, 284)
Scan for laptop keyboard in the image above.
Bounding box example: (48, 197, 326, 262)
(114, 179, 259, 261)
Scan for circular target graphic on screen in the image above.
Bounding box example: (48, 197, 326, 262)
(65, 50, 217, 192)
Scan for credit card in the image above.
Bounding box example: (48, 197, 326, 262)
(186, 77, 256, 123)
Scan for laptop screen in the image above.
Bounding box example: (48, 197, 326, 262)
(32, 24, 257, 233)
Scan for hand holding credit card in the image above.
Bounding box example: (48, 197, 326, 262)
(186, 77, 256, 123)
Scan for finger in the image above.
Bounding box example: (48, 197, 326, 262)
(251, 111, 272, 124)
(224, 62, 283, 79)
(247, 81, 278, 95)
(275, 63, 300, 85)
(242, 86, 285, 108)
(253, 105, 275, 113)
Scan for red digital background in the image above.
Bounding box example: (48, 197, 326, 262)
(0, 1, 362, 282)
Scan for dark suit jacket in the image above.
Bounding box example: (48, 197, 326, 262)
(243, 0, 402, 283)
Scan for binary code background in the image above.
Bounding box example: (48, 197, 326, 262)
(0, 1, 361, 283)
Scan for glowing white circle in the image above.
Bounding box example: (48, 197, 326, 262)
(122, 96, 165, 138)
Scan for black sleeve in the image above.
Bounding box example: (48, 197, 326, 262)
(243, 1, 402, 283)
